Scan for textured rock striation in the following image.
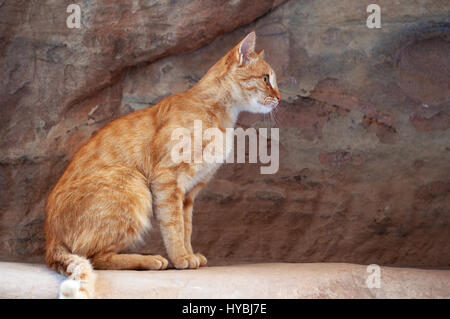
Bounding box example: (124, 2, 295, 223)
(0, 1, 449, 268)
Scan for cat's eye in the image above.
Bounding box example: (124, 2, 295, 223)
(263, 74, 270, 85)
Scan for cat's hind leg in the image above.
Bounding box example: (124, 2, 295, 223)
(91, 252, 168, 270)
(70, 167, 170, 271)
(69, 167, 169, 271)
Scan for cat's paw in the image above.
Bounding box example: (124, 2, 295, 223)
(172, 254, 204, 269)
(195, 253, 207, 267)
(151, 255, 169, 270)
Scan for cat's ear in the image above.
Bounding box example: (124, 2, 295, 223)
(236, 31, 256, 66)
(257, 49, 265, 59)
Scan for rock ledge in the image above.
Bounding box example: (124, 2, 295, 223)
(0, 262, 448, 299)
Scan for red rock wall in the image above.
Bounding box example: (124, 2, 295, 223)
(1, 0, 449, 268)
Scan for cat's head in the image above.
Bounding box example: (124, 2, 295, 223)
(227, 31, 281, 114)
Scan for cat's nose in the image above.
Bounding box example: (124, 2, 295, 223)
(275, 90, 281, 101)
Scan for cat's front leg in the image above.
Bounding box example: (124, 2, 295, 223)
(183, 183, 207, 267)
(152, 175, 202, 269)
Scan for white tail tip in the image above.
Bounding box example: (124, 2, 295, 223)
(59, 279, 87, 299)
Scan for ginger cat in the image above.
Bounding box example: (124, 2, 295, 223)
(45, 31, 281, 298)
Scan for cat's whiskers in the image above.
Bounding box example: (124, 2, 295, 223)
(263, 113, 269, 129)
(270, 111, 277, 128)
(272, 106, 280, 128)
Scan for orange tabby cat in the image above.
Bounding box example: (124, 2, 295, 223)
(45, 31, 281, 298)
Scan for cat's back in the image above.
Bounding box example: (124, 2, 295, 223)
(51, 92, 199, 188)
(51, 107, 155, 190)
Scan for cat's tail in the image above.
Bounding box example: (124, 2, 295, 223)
(46, 244, 96, 299)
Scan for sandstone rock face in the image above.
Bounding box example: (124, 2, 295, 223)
(1, 1, 449, 269)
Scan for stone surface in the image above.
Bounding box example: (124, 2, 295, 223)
(0, 262, 449, 299)
(1, 0, 450, 269)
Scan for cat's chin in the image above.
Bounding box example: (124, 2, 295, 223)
(244, 100, 278, 114)
(260, 104, 277, 114)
